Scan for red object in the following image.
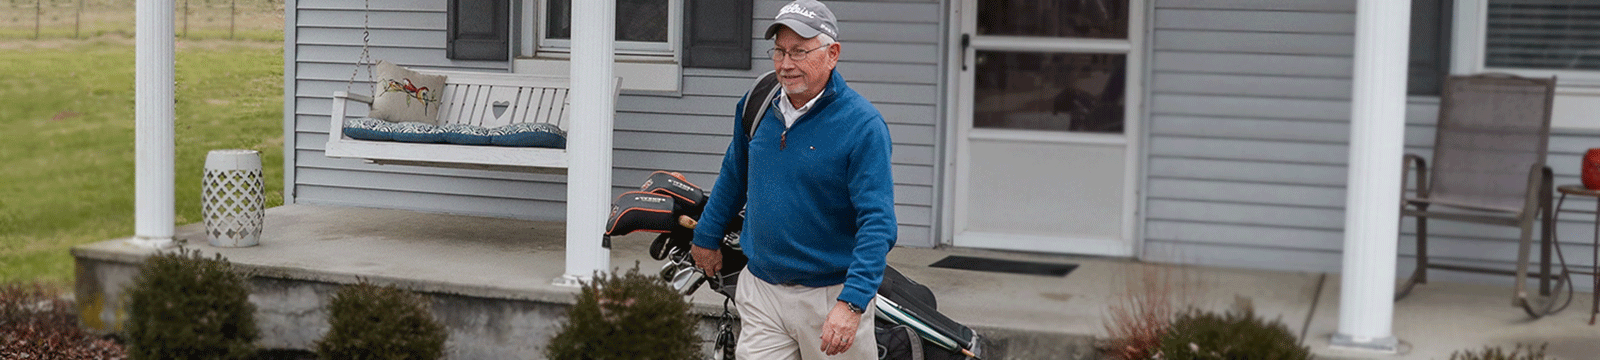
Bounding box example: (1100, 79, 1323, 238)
(1584, 148, 1600, 190)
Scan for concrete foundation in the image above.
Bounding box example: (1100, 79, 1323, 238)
(74, 205, 1098, 359)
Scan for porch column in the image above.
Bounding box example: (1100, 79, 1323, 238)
(560, 0, 615, 285)
(131, 0, 175, 249)
(1333, 0, 1410, 353)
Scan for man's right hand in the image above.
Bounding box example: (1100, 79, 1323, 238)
(690, 245, 722, 275)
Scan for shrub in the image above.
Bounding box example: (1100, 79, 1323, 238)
(545, 265, 701, 360)
(1099, 266, 1188, 360)
(1450, 343, 1552, 360)
(0, 282, 125, 359)
(124, 248, 259, 360)
(315, 282, 447, 360)
(1154, 297, 1311, 360)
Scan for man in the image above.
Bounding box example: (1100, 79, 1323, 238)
(690, 0, 897, 358)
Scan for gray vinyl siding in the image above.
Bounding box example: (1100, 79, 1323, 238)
(1143, 0, 1359, 272)
(285, 0, 942, 247)
(1144, 0, 1596, 288)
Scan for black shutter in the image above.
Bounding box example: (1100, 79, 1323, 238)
(684, 0, 753, 69)
(448, 0, 509, 61)
(1408, 0, 1452, 96)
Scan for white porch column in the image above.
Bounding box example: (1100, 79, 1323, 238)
(1333, 0, 1410, 353)
(559, 0, 615, 285)
(131, 0, 175, 249)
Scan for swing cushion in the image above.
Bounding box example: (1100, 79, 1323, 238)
(342, 117, 395, 141)
(369, 60, 447, 125)
(489, 122, 567, 148)
(440, 124, 493, 145)
(390, 122, 445, 143)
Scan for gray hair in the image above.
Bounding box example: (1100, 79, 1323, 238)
(779, 33, 835, 47)
(816, 34, 836, 46)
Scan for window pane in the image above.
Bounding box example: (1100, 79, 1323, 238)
(974, 51, 1125, 133)
(1485, 0, 1600, 70)
(977, 0, 1128, 39)
(546, 0, 669, 42)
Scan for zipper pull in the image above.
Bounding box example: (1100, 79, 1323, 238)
(780, 132, 787, 150)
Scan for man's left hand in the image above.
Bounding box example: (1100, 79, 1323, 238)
(820, 300, 861, 355)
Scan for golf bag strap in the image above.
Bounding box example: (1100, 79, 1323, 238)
(737, 70, 781, 213)
(742, 70, 781, 142)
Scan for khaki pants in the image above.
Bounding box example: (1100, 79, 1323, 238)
(736, 275, 878, 360)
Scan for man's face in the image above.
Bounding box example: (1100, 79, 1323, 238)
(771, 27, 838, 102)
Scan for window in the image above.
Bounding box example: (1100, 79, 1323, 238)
(1484, 0, 1600, 71)
(1452, 0, 1600, 129)
(490, 0, 751, 92)
(447, 0, 752, 90)
(535, 0, 678, 56)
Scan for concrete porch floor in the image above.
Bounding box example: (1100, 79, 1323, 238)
(72, 204, 1600, 359)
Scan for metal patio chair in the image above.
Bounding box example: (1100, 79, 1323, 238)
(1394, 73, 1573, 318)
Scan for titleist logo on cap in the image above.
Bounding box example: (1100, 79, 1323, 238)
(778, 3, 820, 19)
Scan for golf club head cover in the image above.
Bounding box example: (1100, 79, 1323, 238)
(648, 232, 698, 262)
(649, 233, 674, 260)
(641, 171, 706, 218)
(605, 191, 677, 236)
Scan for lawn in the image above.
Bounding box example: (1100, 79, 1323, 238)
(0, 38, 285, 284)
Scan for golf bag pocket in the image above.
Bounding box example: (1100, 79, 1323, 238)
(876, 324, 924, 360)
(606, 191, 677, 236)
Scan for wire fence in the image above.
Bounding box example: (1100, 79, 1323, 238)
(0, 0, 284, 40)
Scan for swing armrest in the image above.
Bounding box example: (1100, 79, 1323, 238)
(328, 91, 373, 141)
(334, 91, 373, 104)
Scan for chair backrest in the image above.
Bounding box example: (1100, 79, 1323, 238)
(1428, 74, 1556, 212)
(425, 70, 571, 130)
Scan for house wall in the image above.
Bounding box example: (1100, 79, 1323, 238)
(285, 0, 944, 247)
(1143, 0, 1597, 286)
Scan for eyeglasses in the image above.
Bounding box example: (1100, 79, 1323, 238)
(766, 43, 831, 61)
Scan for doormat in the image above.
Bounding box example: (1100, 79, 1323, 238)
(928, 255, 1078, 277)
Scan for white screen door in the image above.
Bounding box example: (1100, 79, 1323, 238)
(952, 0, 1143, 256)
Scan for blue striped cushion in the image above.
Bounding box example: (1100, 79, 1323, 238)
(342, 117, 394, 141)
(489, 122, 567, 148)
(389, 122, 444, 143)
(440, 123, 493, 145)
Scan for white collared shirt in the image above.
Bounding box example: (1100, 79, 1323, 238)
(776, 88, 824, 128)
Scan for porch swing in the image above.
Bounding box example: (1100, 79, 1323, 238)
(322, 1, 618, 173)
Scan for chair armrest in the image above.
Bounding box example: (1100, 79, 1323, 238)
(1402, 154, 1429, 201)
(1521, 164, 1553, 218)
(334, 91, 373, 104)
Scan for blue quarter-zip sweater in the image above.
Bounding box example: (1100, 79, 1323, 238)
(693, 70, 897, 310)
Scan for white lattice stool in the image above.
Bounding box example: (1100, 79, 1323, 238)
(203, 149, 264, 247)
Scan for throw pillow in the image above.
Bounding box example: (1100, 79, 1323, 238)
(369, 60, 446, 125)
(490, 122, 567, 148)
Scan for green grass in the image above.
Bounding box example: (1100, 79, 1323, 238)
(0, 38, 284, 284)
(0, 28, 285, 42)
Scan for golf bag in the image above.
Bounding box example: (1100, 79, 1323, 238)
(875, 266, 982, 360)
(606, 171, 984, 360)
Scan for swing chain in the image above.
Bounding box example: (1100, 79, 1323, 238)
(345, 0, 374, 94)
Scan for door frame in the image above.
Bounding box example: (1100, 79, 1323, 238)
(938, 0, 1148, 257)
